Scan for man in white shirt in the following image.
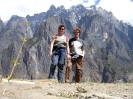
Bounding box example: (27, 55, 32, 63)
(65, 28, 85, 83)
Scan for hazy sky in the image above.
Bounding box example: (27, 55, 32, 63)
(0, 0, 133, 25)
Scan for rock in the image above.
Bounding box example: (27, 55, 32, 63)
(79, 93, 123, 99)
(0, 75, 2, 82)
(76, 87, 87, 93)
(93, 93, 123, 99)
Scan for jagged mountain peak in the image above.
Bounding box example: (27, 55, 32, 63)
(49, 4, 56, 10)
(60, 5, 65, 9)
(9, 15, 21, 21)
(0, 19, 5, 36)
(0, 19, 3, 25)
(90, 5, 96, 9)
(56, 5, 67, 13)
(69, 4, 85, 11)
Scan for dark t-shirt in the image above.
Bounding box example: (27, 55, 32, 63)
(69, 38, 84, 56)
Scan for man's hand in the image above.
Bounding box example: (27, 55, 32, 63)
(67, 54, 71, 60)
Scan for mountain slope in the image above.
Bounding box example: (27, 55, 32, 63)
(0, 4, 133, 82)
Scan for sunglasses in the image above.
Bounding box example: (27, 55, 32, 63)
(74, 32, 80, 33)
(59, 28, 65, 30)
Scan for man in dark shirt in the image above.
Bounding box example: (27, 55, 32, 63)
(65, 28, 85, 83)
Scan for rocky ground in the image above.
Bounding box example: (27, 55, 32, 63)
(0, 78, 133, 99)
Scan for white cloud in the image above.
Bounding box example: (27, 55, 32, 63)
(0, 0, 133, 25)
(0, 0, 81, 22)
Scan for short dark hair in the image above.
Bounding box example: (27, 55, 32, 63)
(58, 24, 65, 30)
(73, 28, 81, 34)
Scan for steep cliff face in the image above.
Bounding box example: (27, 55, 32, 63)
(0, 5, 133, 82)
(0, 19, 5, 36)
(0, 17, 33, 50)
(0, 17, 34, 78)
(128, 25, 133, 44)
(79, 14, 133, 82)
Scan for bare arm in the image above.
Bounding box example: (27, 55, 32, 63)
(66, 41, 71, 59)
(49, 38, 55, 57)
(82, 50, 85, 57)
(66, 41, 70, 54)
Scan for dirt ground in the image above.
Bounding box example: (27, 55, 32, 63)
(0, 79, 133, 99)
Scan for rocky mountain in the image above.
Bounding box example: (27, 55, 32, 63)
(0, 4, 133, 82)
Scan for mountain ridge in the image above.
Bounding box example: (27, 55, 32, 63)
(0, 4, 133, 82)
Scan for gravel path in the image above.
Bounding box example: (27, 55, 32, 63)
(0, 79, 133, 99)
